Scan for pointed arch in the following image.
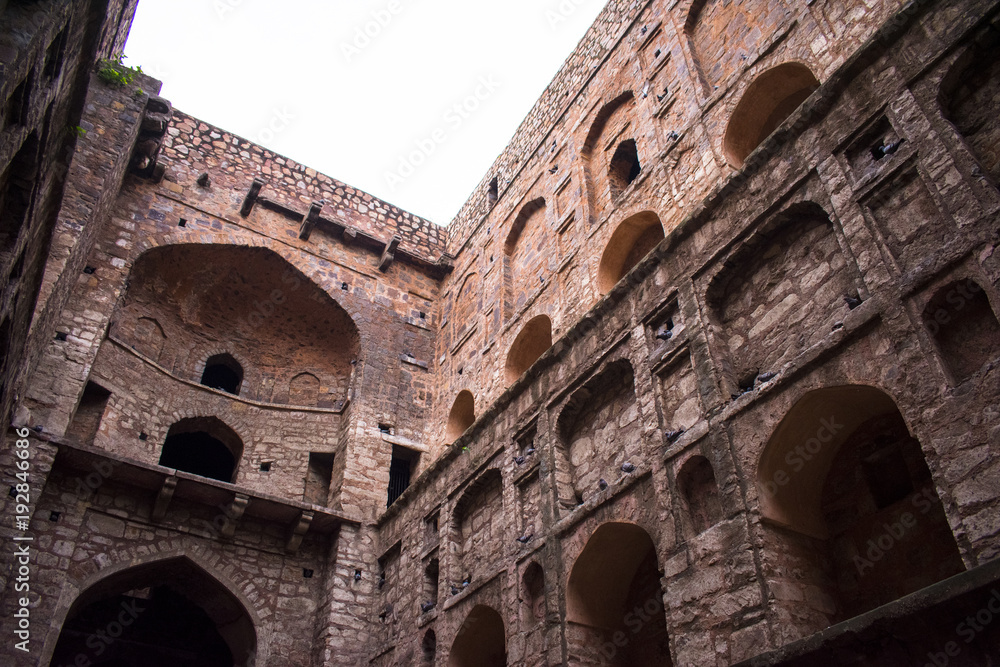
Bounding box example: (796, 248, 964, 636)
(583, 92, 637, 224)
(445, 390, 476, 443)
(448, 605, 506, 667)
(566, 522, 672, 665)
(757, 385, 964, 633)
(723, 63, 820, 167)
(504, 198, 546, 256)
(50, 555, 259, 667)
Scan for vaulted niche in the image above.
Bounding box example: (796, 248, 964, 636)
(757, 386, 964, 641)
(597, 211, 664, 295)
(160, 417, 244, 483)
(566, 522, 672, 665)
(51, 557, 257, 667)
(114, 245, 360, 406)
(723, 63, 820, 167)
(445, 390, 476, 443)
(505, 314, 553, 383)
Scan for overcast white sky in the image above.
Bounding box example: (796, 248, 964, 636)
(123, 0, 609, 224)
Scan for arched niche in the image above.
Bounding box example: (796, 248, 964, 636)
(757, 385, 965, 631)
(597, 211, 664, 295)
(445, 390, 476, 443)
(505, 314, 553, 383)
(723, 63, 820, 167)
(51, 556, 258, 667)
(503, 198, 548, 318)
(566, 522, 673, 665)
(922, 278, 1000, 383)
(159, 416, 244, 483)
(448, 605, 506, 667)
(677, 455, 722, 535)
(583, 92, 636, 224)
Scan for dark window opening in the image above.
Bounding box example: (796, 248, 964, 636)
(422, 630, 437, 664)
(2, 75, 30, 131)
(43, 28, 68, 80)
(304, 452, 334, 506)
(387, 445, 419, 506)
(923, 280, 1000, 383)
(65, 382, 111, 444)
(52, 586, 235, 667)
(160, 429, 239, 483)
(488, 177, 499, 205)
(178, 218, 187, 227)
(200, 353, 243, 395)
(424, 558, 439, 607)
(0, 132, 41, 257)
(609, 139, 641, 199)
(860, 438, 915, 509)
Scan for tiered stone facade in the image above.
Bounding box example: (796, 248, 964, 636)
(1, 0, 1000, 665)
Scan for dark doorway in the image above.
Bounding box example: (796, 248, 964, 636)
(200, 353, 243, 395)
(159, 417, 243, 483)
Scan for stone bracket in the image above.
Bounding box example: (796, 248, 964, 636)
(299, 201, 324, 240)
(379, 236, 401, 272)
(152, 476, 178, 521)
(221, 493, 250, 539)
(240, 178, 265, 217)
(286, 510, 315, 553)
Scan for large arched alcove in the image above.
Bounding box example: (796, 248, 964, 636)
(114, 245, 360, 405)
(566, 522, 672, 665)
(51, 557, 258, 667)
(445, 390, 476, 443)
(159, 416, 244, 483)
(448, 605, 506, 667)
(757, 385, 965, 637)
(505, 314, 553, 383)
(723, 63, 820, 167)
(597, 211, 664, 295)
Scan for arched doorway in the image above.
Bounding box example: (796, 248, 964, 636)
(757, 385, 965, 638)
(51, 557, 258, 667)
(200, 353, 243, 395)
(566, 522, 673, 666)
(448, 605, 506, 667)
(159, 417, 244, 483)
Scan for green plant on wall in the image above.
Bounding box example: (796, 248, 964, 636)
(95, 54, 142, 88)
